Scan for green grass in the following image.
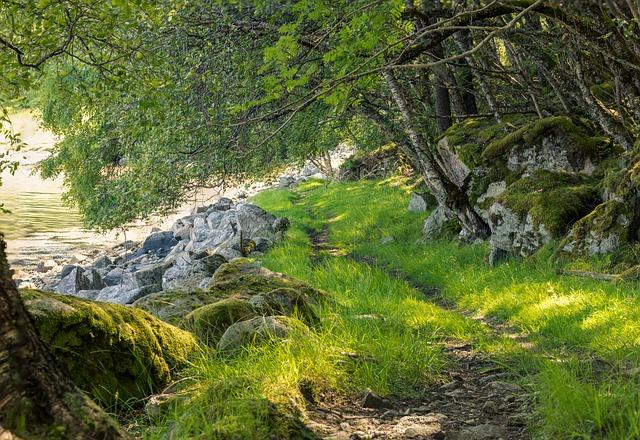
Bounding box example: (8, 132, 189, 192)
(253, 178, 640, 440)
(144, 177, 640, 439)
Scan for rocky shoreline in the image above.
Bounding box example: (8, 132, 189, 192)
(12, 148, 353, 305)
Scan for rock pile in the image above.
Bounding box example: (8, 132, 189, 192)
(44, 198, 290, 305)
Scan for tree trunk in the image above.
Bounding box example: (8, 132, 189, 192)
(0, 236, 129, 440)
(383, 70, 491, 239)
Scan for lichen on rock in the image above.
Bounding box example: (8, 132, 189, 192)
(20, 289, 198, 405)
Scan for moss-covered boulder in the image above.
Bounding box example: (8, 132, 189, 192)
(556, 161, 640, 267)
(217, 315, 307, 353)
(21, 289, 198, 405)
(184, 297, 258, 344)
(135, 259, 326, 327)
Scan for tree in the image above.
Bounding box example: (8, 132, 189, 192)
(0, 236, 129, 439)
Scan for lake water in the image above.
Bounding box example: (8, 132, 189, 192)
(0, 111, 248, 271)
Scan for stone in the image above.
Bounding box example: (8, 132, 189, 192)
(209, 197, 233, 212)
(133, 263, 166, 289)
(21, 289, 197, 405)
(173, 224, 192, 241)
(488, 202, 552, 258)
(95, 284, 160, 304)
(361, 389, 392, 409)
(162, 254, 227, 290)
(254, 237, 274, 252)
(272, 217, 290, 232)
(184, 298, 257, 344)
(217, 315, 297, 353)
(423, 206, 457, 240)
(92, 255, 113, 269)
(392, 415, 443, 437)
(103, 267, 125, 286)
(236, 203, 277, 239)
(75, 289, 101, 300)
(408, 192, 427, 212)
(456, 424, 507, 440)
(68, 254, 88, 264)
(488, 246, 510, 266)
(36, 259, 58, 273)
(248, 287, 319, 323)
(206, 210, 226, 230)
(278, 175, 296, 188)
(380, 236, 394, 245)
(56, 267, 104, 295)
(60, 264, 82, 279)
(142, 231, 177, 255)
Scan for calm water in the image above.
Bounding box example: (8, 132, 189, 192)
(0, 112, 231, 271)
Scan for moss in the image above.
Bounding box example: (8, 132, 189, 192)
(184, 298, 258, 345)
(482, 116, 606, 162)
(497, 171, 600, 237)
(441, 114, 531, 168)
(20, 289, 198, 406)
(135, 259, 327, 327)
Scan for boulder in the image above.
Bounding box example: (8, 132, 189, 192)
(142, 231, 177, 255)
(408, 192, 427, 212)
(103, 267, 125, 286)
(92, 255, 113, 269)
(184, 298, 257, 344)
(488, 171, 599, 259)
(96, 284, 160, 304)
(208, 197, 233, 212)
(56, 267, 105, 295)
(422, 206, 458, 240)
(236, 203, 277, 239)
(136, 259, 327, 326)
(217, 315, 299, 353)
(162, 254, 227, 291)
(273, 217, 290, 233)
(21, 289, 197, 405)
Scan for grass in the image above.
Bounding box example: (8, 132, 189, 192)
(253, 178, 640, 440)
(143, 177, 640, 439)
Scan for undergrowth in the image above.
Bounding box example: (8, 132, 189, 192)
(144, 178, 640, 439)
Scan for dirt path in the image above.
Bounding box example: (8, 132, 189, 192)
(303, 222, 534, 439)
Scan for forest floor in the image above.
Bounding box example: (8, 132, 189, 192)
(143, 178, 640, 440)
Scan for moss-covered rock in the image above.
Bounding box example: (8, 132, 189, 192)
(135, 259, 327, 329)
(184, 297, 258, 344)
(496, 171, 600, 237)
(20, 289, 198, 405)
(216, 315, 307, 353)
(556, 159, 640, 266)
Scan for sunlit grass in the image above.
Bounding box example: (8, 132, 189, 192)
(253, 178, 640, 440)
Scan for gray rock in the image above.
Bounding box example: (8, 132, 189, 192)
(190, 217, 210, 242)
(75, 290, 101, 300)
(488, 246, 510, 266)
(408, 192, 427, 212)
(36, 259, 58, 273)
(209, 197, 233, 212)
(60, 264, 82, 279)
(84, 269, 107, 290)
(173, 225, 192, 241)
(278, 175, 296, 188)
(361, 389, 392, 409)
(56, 268, 104, 295)
(96, 284, 160, 304)
(236, 203, 277, 239)
(142, 231, 176, 255)
(217, 316, 293, 353)
(254, 237, 273, 252)
(392, 415, 443, 437)
(162, 254, 226, 290)
(206, 210, 226, 230)
(488, 202, 552, 258)
(133, 263, 166, 288)
(92, 255, 113, 269)
(104, 267, 125, 286)
(273, 217, 290, 232)
(423, 206, 456, 240)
